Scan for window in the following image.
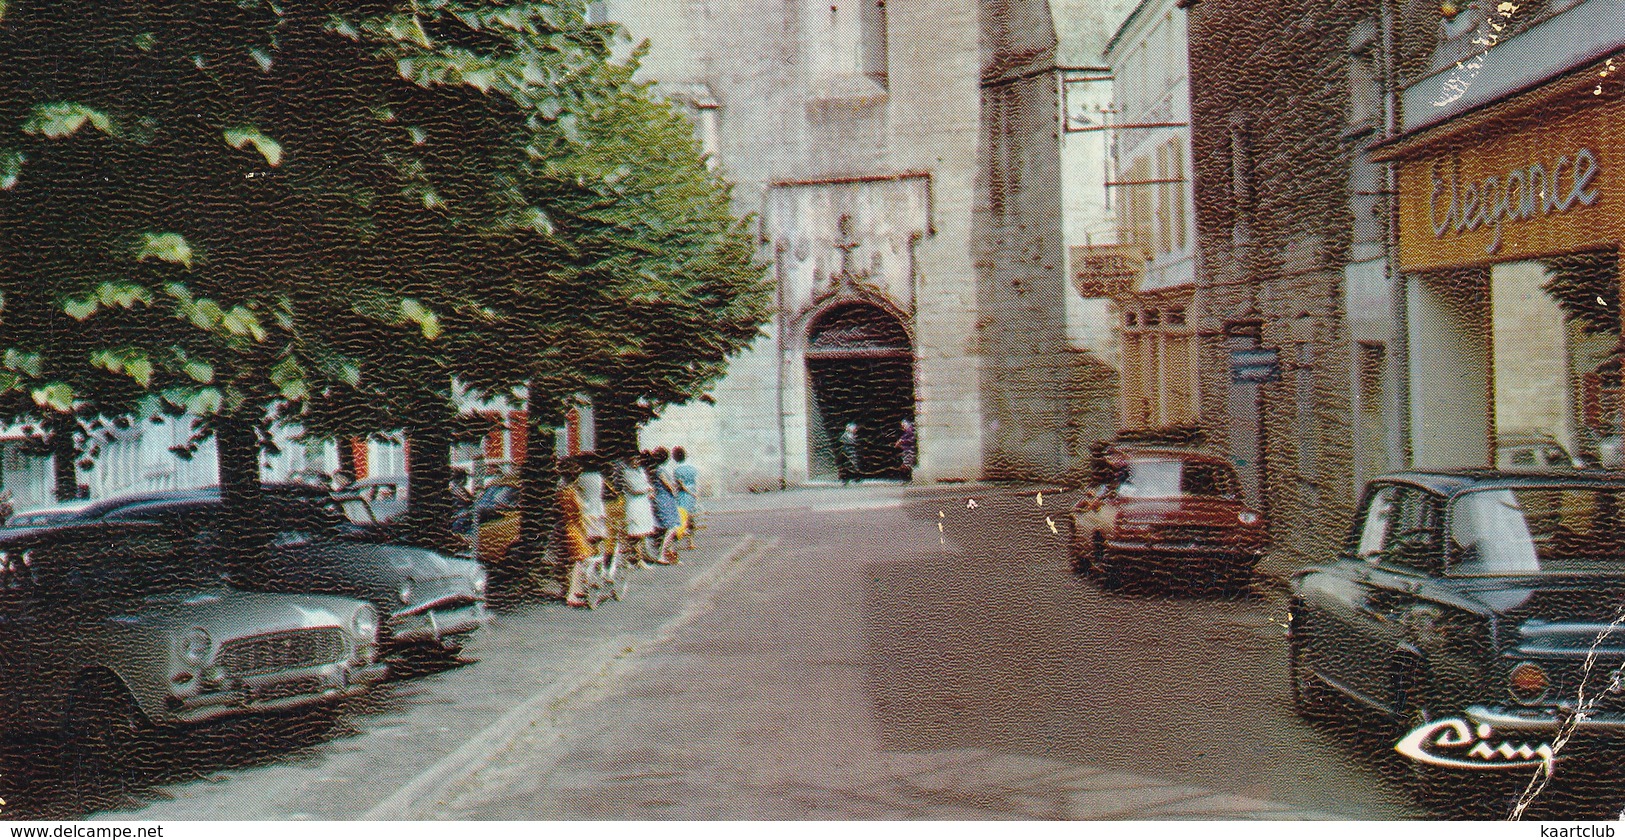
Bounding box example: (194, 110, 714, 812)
(1356, 485, 1443, 573)
(1119, 301, 1198, 429)
(860, 0, 887, 85)
(585, 2, 609, 24)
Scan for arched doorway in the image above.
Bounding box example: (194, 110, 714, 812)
(805, 302, 915, 481)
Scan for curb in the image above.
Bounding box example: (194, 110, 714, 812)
(364, 533, 765, 820)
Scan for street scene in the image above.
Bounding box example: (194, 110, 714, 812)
(1, 0, 1624, 827)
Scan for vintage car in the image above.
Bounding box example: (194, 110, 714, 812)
(1495, 432, 1588, 472)
(1068, 447, 1269, 588)
(334, 475, 409, 526)
(0, 501, 96, 540)
(73, 486, 487, 658)
(0, 521, 383, 742)
(451, 480, 523, 567)
(1290, 470, 1625, 754)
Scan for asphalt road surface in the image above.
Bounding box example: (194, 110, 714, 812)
(10, 483, 1625, 819)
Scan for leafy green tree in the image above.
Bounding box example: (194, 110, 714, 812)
(452, 55, 770, 571)
(0, 0, 604, 559)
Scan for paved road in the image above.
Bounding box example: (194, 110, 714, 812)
(14, 483, 1624, 819)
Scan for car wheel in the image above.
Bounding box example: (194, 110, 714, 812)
(62, 677, 145, 814)
(1287, 623, 1336, 722)
(1096, 541, 1124, 590)
(1390, 667, 1516, 816)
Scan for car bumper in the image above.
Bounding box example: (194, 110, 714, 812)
(164, 660, 389, 725)
(387, 602, 486, 648)
(1466, 703, 1625, 734)
(1105, 540, 1265, 562)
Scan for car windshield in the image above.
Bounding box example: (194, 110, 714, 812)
(1450, 487, 1625, 574)
(1118, 460, 1241, 499)
(475, 485, 517, 510)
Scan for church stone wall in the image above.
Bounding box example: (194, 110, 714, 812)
(615, 0, 1084, 490)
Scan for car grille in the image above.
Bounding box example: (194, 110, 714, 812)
(218, 628, 346, 678)
(1154, 525, 1228, 543)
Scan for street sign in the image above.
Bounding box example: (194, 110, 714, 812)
(1230, 348, 1280, 383)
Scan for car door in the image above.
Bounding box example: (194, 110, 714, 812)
(1298, 483, 1399, 701)
(1352, 486, 1446, 710)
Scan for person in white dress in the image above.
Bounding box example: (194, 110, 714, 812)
(620, 454, 658, 565)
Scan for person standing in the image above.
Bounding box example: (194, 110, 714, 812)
(672, 447, 701, 550)
(650, 447, 683, 564)
(895, 419, 917, 478)
(620, 454, 658, 566)
(838, 422, 861, 485)
(554, 458, 595, 608)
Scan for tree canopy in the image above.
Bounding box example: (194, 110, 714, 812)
(0, 0, 770, 566)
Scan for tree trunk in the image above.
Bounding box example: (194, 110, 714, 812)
(506, 387, 562, 593)
(215, 409, 270, 578)
(594, 392, 641, 460)
(47, 414, 78, 502)
(402, 423, 457, 552)
(336, 435, 356, 479)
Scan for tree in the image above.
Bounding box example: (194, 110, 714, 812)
(0, 0, 607, 560)
(451, 53, 771, 571)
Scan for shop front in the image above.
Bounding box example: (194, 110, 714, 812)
(1382, 62, 1625, 469)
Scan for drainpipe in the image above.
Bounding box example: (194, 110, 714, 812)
(1382, 0, 1413, 470)
(775, 240, 789, 489)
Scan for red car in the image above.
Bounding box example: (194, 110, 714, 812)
(1068, 448, 1269, 589)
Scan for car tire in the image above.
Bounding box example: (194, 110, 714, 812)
(62, 676, 145, 814)
(1096, 540, 1124, 590)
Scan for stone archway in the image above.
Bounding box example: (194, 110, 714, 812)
(805, 301, 915, 482)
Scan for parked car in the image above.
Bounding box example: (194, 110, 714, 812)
(334, 476, 409, 525)
(67, 486, 487, 658)
(0, 500, 94, 535)
(1495, 432, 1587, 471)
(1068, 448, 1268, 589)
(0, 521, 383, 792)
(451, 480, 523, 567)
(1290, 470, 1625, 788)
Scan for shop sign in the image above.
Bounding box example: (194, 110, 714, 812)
(1230, 348, 1280, 384)
(1071, 244, 1144, 298)
(1428, 148, 1600, 254)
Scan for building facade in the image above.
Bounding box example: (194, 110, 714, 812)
(603, 0, 1126, 492)
(1101, 0, 1199, 436)
(1377, 0, 1625, 473)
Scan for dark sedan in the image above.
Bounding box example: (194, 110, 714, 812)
(63, 486, 487, 659)
(1069, 447, 1269, 589)
(1291, 470, 1625, 786)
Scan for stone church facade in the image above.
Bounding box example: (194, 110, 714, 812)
(603, 0, 1109, 493)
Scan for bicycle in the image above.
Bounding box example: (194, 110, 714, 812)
(580, 529, 637, 608)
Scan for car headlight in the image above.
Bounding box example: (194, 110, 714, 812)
(1238, 511, 1260, 525)
(351, 605, 379, 641)
(180, 627, 212, 666)
(398, 579, 414, 605)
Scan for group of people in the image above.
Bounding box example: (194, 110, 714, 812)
(835, 418, 916, 485)
(557, 446, 702, 608)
